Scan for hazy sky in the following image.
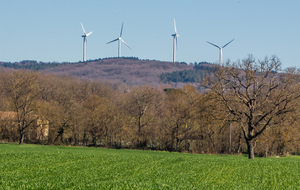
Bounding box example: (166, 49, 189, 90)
(0, 0, 299, 69)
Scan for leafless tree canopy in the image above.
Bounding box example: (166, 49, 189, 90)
(205, 55, 300, 158)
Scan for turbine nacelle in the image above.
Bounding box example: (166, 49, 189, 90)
(81, 23, 92, 37)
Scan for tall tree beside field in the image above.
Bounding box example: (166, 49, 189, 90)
(123, 86, 159, 148)
(180, 85, 201, 151)
(193, 91, 231, 154)
(0, 71, 9, 111)
(161, 87, 197, 151)
(42, 77, 80, 145)
(4, 71, 41, 144)
(205, 55, 300, 159)
(83, 95, 115, 146)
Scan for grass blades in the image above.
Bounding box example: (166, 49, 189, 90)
(1, 144, 300, 189)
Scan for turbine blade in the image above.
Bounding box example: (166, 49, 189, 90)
(176, 37, 178, 50)
(107, 38, 119, 44)
(81, 23, 86, 34)
(174, 18, 177, 34)
(86, 31, 93, 36)
(222, 39, 234, 48)
(120, 22, 124, 37)
(121, 39, 131, 50)
(207, 41, 220, 49)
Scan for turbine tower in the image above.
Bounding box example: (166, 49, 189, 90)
(107, 22, 131, 57)
(206, 39, 234, 66)
(171, 18, 179, 62)
(81, 23, 93, 62)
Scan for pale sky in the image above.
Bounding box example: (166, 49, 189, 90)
(0, 0, 299, 69)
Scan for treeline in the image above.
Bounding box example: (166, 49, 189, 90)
(160, 62, 212, 83)
(0, 57, 145, 71)
(1, 59, 300, 157)
(0, 61, 61, 71)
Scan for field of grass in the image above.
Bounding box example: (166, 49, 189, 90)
(1, 144, 300, 189)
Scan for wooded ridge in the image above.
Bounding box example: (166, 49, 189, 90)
(0, 58, 213, 88)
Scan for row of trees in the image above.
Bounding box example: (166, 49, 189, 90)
(159, 62, 212, 83)
(160, 69, 206, 83)
(0, 60, 61, 71)
(1, 56, 300, 159)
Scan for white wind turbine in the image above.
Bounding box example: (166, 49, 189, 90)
(106, 22, 131, 57)
(171, 18, 179, 62)
(81, 23, 93, 62)
(207, 39, 234, 66)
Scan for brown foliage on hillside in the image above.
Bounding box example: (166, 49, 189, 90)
(42, 58, 193, 87)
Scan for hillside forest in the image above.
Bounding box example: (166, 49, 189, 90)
(1, 56, 300, 159)
(0, 57, 212, 88)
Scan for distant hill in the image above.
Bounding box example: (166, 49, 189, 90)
(0, 58, 214, 87)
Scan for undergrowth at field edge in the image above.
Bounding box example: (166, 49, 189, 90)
(0, 143, 299, 189)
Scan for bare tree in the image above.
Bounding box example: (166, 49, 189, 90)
(205, 55, 300, 159)
(5, 71, 41, 144)
(161, 87, 196, 151)
(123, 86, 159, 148)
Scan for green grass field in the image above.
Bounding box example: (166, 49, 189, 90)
(0, 144, 300, 189)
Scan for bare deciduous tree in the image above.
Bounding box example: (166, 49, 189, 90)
(123, 86, 159, 148)
(205, 55, 300, 159)
(5, 71, 41, 144)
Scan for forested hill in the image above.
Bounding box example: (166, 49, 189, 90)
(0, 58, 214, 87)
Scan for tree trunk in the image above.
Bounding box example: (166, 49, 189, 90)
(92, 137, 97, 146)
(60, 133, 63, 143)
(184, 137, 188, 151)
(53, 134, 60, 145)
(74, 134, 77, 145)
(105, 126, 108, 147)
(19, 132, 24, 145)
(247, 140, 255, 159)
(171, 129, 175, 151)
(137, 117, 142, 147)
(237, 132, 242, 154)
(175, 124, 179, 151)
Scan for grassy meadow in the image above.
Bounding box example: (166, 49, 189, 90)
(0, 144, 300, 189)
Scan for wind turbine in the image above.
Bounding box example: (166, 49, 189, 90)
(206, 39, 234, 66)
(171, 18, 179, 62)
(106, 22, 131, 57)
(81, 23, 93, 62)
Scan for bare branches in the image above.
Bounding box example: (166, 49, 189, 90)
(205, 55, 300, 158)
(5, 71, 42, 144)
